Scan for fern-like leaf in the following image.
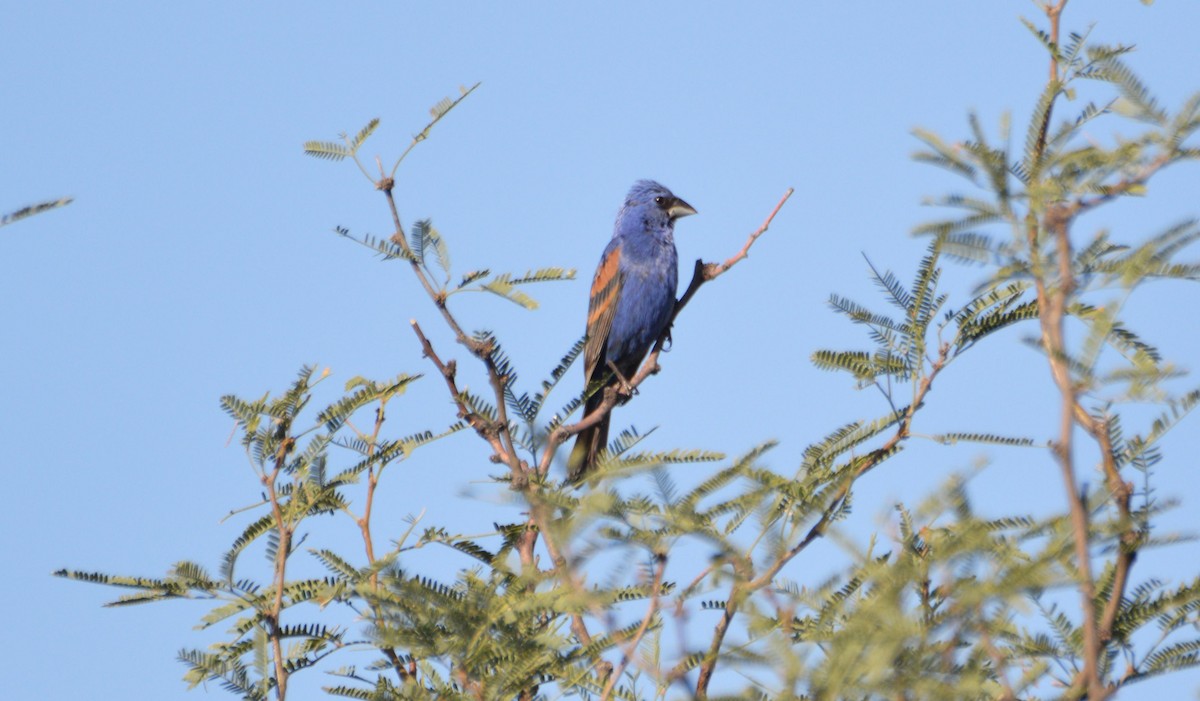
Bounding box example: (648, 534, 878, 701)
(302, 140, 350, 161)
(349, 118, 380, 151)
(481, 274, 539, 309)
(932, 432, 1037, 447)
(1, 197, 73, 228)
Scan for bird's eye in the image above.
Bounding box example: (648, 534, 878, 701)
(654, 196, 664, 205)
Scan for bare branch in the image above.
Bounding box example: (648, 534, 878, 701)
(676, 187, 794, 314)
(410, 320, 515, 467)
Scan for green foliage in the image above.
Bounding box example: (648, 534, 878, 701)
(787, 484, 1076, 700)
(60, 9, 1200, 701)
(302, 83, 480, 180)
(58, 361, 471, 698)
(408, 219, 451, 283)
(336, 217, 576, 309)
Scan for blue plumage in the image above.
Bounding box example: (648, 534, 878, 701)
(568, 180, 696, 480)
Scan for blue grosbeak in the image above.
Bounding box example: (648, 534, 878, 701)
(567, 180, 697, 481)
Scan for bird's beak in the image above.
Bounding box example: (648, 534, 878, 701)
(667, 197, 697, 219)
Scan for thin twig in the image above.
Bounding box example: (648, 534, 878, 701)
(526, 501, 597, 648)
(1076, 404, 1137, 642)
(410, 320, 516, 470)
(264, 436, 295, 700)
(676, 188, 794, 314)
(599, 555, 667, 701)
(350, 396, 412, 685)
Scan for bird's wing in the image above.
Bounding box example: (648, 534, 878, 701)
(583, 242, 623, 382)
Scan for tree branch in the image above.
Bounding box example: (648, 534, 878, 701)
(676, 187, 794, 315)
(349, 397, 413, 686)
(410, 320, 517, 471)
(264, 435, 295, 700)
(1074, 400, 1137, 649)
(1026, 5, 1106, 697)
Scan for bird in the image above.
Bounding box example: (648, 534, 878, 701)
(567, 180, 696, 481)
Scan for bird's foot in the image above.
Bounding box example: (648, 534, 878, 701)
(607, 360, 637, 400)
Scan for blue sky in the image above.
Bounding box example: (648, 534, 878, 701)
(4, 2, 1199, 698)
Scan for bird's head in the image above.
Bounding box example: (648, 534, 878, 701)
(624, 180, 697, 223)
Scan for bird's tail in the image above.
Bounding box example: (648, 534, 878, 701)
(567, 412, 609, 483)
